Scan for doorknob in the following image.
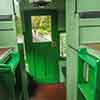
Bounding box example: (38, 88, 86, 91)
(51, 41, 57, 48)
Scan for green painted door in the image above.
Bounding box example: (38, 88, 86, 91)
(24, 9, 59, 84)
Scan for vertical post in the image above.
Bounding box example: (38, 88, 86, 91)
(66, 0, 79, 100)
(18, 43, 29, 100)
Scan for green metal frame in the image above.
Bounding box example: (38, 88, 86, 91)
(78, 48, 100, 100)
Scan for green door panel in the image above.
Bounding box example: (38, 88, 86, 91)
(24, 9, 59, 84)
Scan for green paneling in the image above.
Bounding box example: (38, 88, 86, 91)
(0, 0, 13, 15)
(0, 20, 17, 48)
(0, 0, 17, 48)
(30, 47, 59, 83)
(77, 0, 100, 12)
(80, 27, 100, 44)
(79, 18, 100, 44)
(80, 19, 100, 27)
(0, 21, 14, 29)
(24, 9, 59, 84)
(0, 30, 17, 47)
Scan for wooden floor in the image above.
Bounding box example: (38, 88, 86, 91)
(30, 83, 66, 100)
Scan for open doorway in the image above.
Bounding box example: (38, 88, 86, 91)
(14, 0, 67, 100)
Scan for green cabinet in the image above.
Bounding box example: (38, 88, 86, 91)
(0, 52, 20, 100)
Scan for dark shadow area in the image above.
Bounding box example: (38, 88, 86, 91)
(27, 73, 38, 98)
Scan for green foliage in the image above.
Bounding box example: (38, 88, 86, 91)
(31, 16, 51, 35)
(31, 16, 41, 29)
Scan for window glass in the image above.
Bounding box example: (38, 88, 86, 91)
(31, 16, 52, 43)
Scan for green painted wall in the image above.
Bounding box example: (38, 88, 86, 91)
(79, 18, 100, 44)
(0, 0, 13, 15)
(80, 26, 100, 44)
(0, 28, 17, 48)
(77, 0, 100, 12)
(0, 0, 17, 48)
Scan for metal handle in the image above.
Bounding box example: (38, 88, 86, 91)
(83, 63, 89, 82)
(51, 41, 57, 48)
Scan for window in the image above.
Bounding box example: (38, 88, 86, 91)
(31, 16, 52, 43)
